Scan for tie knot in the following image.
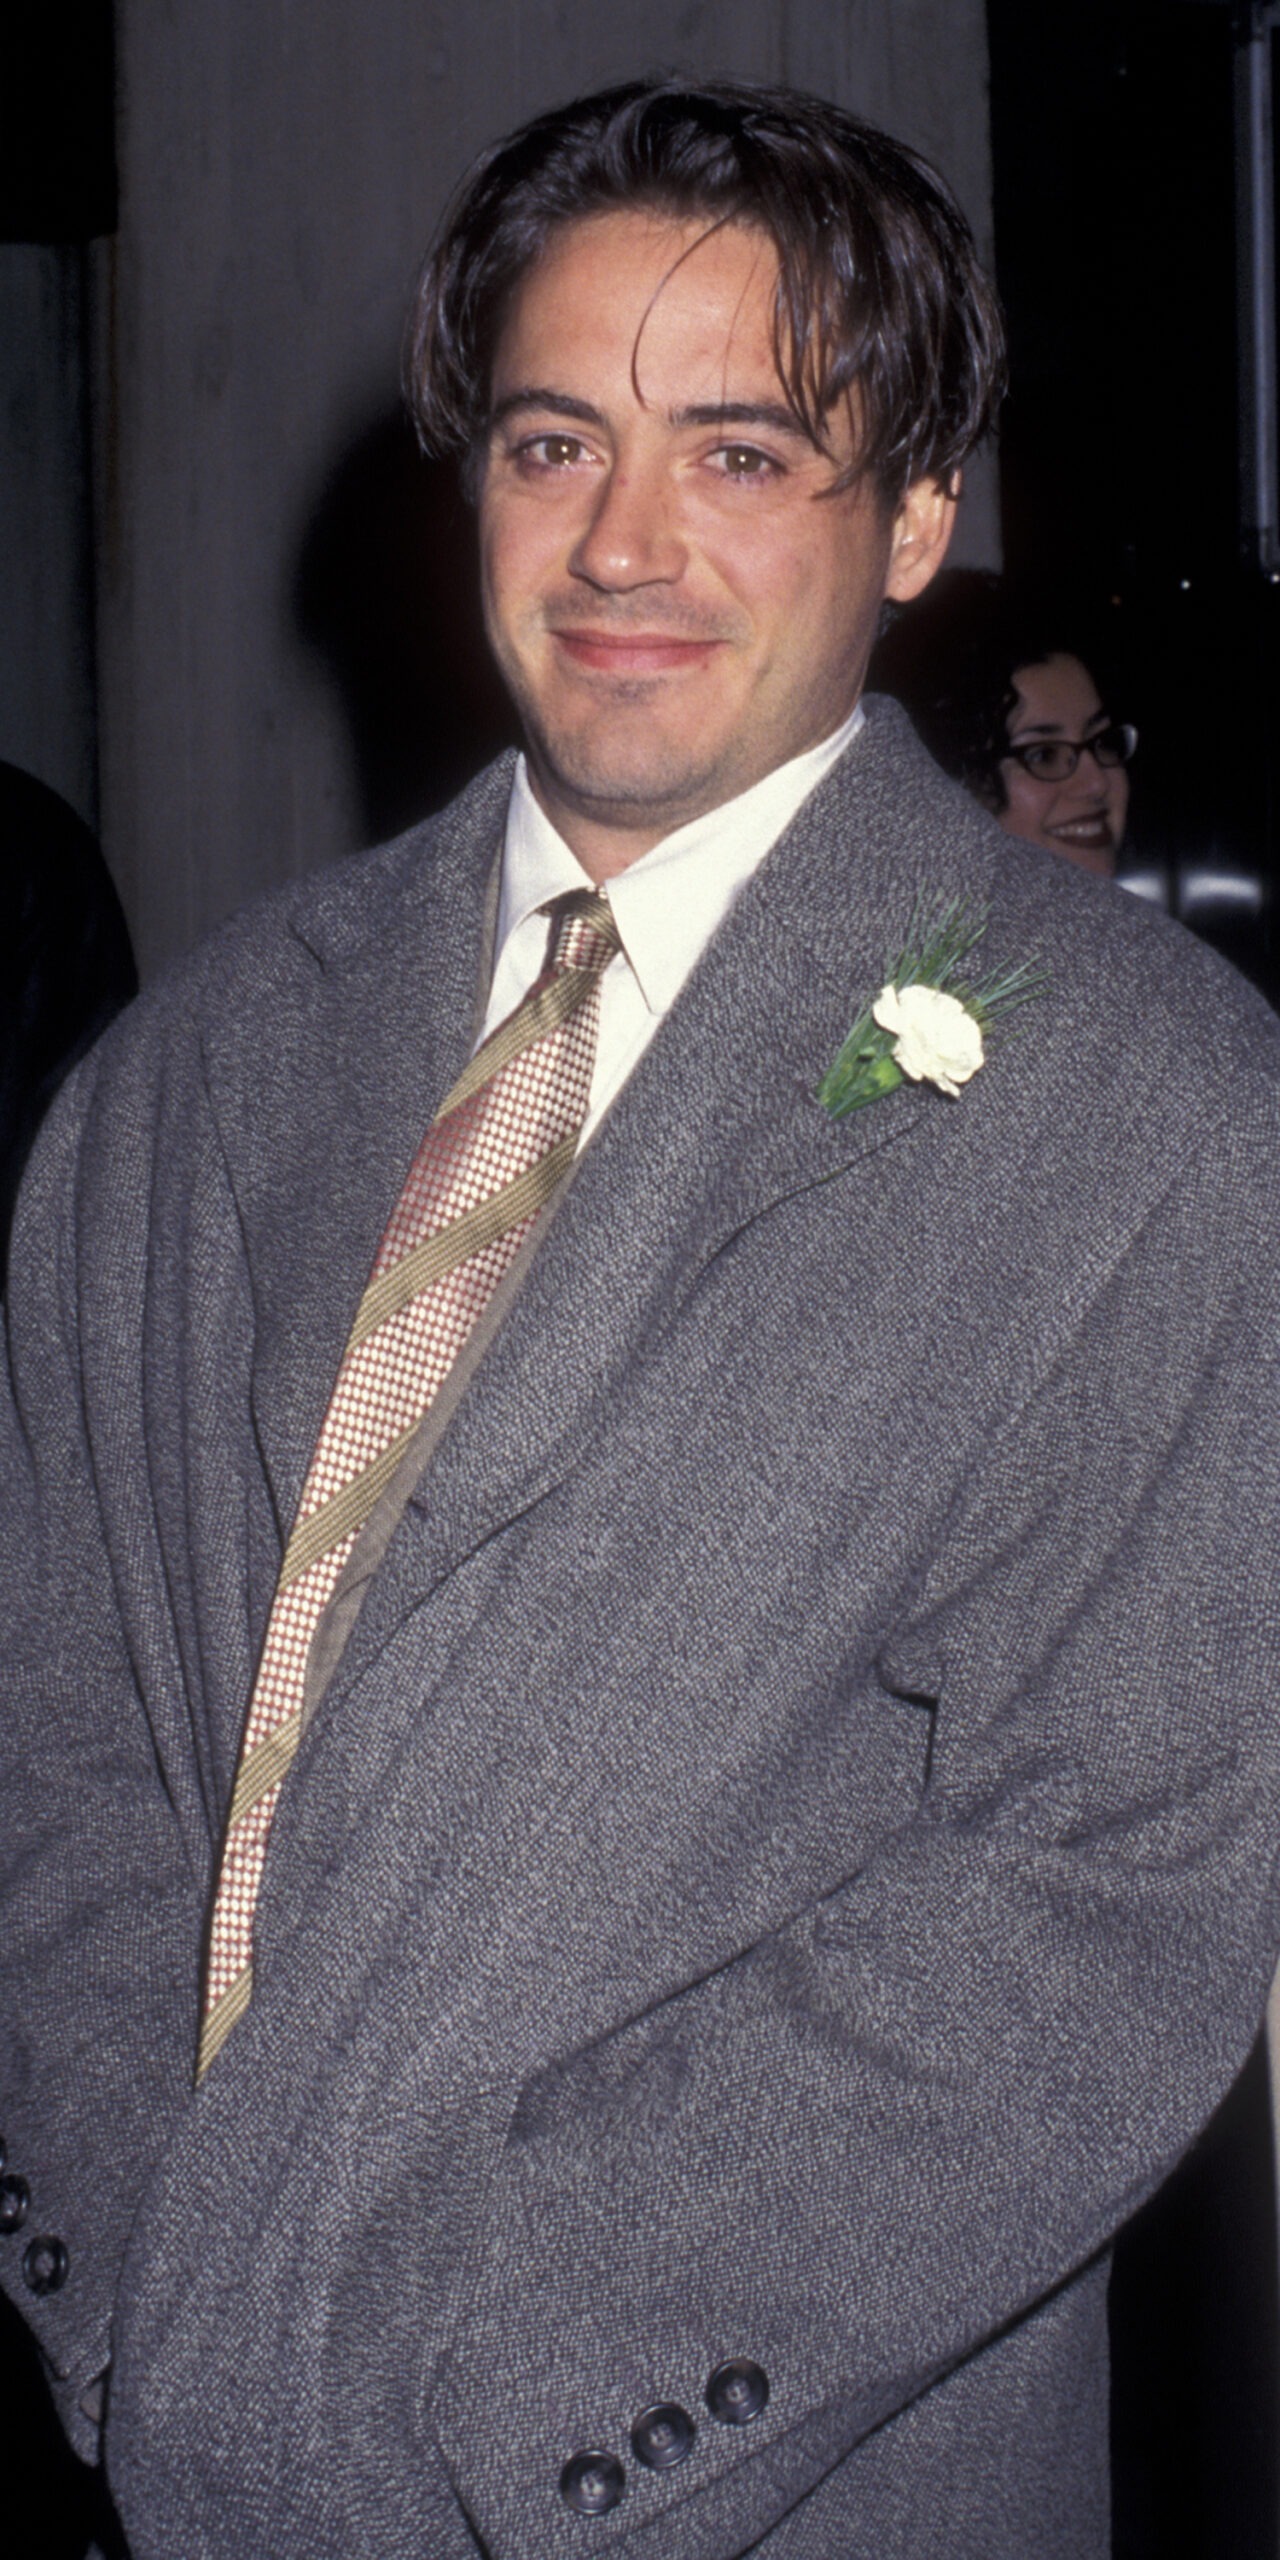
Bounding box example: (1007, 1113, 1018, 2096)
(544, 890, 621, 977)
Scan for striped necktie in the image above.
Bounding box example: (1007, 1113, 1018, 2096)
(197, 888, 621, 2077)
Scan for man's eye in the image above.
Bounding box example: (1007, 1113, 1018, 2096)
(711, 443, 778, 480)
(519, 434, 588, 469)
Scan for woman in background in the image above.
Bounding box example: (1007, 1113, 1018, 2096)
(871, 570, 1137, 877)
(983, 646, 1135, 877)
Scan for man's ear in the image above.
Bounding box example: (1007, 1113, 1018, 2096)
(884, 472, 959, 603)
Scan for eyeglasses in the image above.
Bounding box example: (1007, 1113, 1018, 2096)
(1002, 723, 1138, 783)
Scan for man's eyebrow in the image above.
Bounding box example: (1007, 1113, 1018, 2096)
(486, 390, 815, 443)
(669, 400, 815, 442)
(487, 389, 606, 432)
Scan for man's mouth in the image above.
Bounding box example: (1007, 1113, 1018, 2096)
(550, 627, 723, 675)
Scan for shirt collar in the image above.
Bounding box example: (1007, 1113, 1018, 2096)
(498, 702, 866, 1016)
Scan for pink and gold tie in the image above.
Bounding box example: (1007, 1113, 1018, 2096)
(197, 890, 621, 2077)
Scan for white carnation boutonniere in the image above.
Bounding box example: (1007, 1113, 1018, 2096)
(870, 980, 984, 1097)
(818, 899, 1045, 1119)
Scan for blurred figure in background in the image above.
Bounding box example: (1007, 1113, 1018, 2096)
(983, 650, 1134, 878)
(873, 568, 1273, 997)
(0, 759, 136, 1287)
(871, 569, 1136, 878)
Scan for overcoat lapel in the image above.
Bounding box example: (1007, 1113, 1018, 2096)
(317, 703, 1001, 1718)
(204, 758, 514, 1539)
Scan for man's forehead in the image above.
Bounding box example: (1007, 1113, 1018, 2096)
(486, 210, 859, 478)
(523, 201, 776, 278)
(490, 207, 792, 401)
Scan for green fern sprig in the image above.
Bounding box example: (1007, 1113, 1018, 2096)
(818, 899, 1046, 1120)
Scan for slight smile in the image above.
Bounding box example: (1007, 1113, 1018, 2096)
(551, 628, 724, 675)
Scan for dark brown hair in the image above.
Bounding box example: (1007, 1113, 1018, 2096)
(406, 77, 1006, 503)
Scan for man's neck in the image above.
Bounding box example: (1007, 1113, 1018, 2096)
(522, 708, 867, 884)
(523, 790, 679, 885)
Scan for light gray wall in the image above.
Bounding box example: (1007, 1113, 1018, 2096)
(0, 245, 98, 828)
(96, 0, 996, 977)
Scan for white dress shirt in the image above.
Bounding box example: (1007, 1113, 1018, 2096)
(479, 704, 866, 1143)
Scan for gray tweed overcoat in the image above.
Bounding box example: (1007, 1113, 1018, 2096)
(4, 701, 1280, 2559)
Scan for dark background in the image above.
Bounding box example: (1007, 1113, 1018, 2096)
(0, 3, 116, 243)
(2, 3, 1278, 2553)
(987, 0, 1280, 999)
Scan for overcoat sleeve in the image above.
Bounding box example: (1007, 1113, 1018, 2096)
(427, 1073, 1280, 2556)
(0, 789, 493, 2486)
(0, 1029, 216, 2458)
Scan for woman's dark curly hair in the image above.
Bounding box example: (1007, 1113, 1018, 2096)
(870, 571, 1128, 810)
(405, 77, 1006, 505)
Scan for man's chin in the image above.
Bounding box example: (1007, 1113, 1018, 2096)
(527, 731, 746, 835)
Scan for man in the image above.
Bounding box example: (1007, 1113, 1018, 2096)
(2, 78, 1279, 2560)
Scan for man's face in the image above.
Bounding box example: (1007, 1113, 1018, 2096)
(478, 209, 953, 871)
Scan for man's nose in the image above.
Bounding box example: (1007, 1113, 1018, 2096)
(569, 455, 687, 589)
